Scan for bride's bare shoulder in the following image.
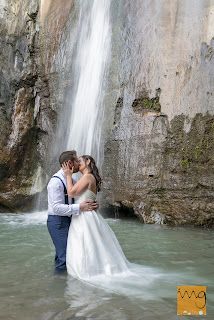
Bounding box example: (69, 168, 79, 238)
(84, 173, 95, 180)
(79, 173, 94, 182)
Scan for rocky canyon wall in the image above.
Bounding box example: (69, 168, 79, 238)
(0, 0, 75, 211)
(0, 0, 42, 211)
(102, 0, 214, 226)
(0, 0, 214, 228)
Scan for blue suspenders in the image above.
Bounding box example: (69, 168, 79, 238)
(52, 176, 74, 204)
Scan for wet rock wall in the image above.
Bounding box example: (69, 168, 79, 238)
(101, 0, 214, 226)
(0, 0, 214, 228)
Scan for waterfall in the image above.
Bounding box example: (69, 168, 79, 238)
(59, 0, 112, 166)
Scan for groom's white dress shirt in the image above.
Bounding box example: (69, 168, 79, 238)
(47, 168, 80, 217)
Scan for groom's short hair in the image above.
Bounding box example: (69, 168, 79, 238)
(59, 150, 77, 166)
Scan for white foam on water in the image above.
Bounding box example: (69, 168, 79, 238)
(0, 211, 48, 226)
(0, 212, 121, 227)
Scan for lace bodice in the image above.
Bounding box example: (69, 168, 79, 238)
(74, 189, 96, 204)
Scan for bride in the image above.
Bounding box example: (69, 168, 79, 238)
(62, 155, 133, 279)
(62, 155, 167, 294)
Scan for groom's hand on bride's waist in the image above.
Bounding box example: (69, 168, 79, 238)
(80, 200, 99, 212)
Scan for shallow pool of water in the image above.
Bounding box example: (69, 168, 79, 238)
(0, 211, 213, 320)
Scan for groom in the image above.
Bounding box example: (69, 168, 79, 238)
(47, 150, 98, 274)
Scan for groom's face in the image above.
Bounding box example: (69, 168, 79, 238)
(70, 156, 79, 173)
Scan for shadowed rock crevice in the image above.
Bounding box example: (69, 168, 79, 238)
(27, 9, 39, 23)
(113, 97, 123, 125)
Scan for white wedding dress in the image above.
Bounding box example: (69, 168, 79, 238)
(66, 189, 169, 295)
(66, 189, 132, 279)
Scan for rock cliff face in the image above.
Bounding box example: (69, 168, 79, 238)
(0, 0, 78, 212)
(102, 0, 214, 226)
(0, 0, 214, 227)
(0, 0, 41, 211)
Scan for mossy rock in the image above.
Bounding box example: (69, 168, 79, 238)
(132, 96, 161, 113)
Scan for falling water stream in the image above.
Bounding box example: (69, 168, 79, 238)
(58, 0, 111, 164)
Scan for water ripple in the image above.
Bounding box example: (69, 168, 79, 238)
(0, 211, 48, 226)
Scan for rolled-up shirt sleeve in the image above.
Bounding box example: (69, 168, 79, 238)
(48, 179, 80, 216)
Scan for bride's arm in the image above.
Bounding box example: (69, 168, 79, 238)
(62, 162, 89, 197)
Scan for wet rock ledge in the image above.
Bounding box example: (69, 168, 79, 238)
(102, 106, 214, 227)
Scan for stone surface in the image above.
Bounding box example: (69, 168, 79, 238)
(0, 0, 78, 211)
(0, 0, 214, 227)
(101, 0, 214, 227)
(102, 109, 214, 226)
(0, 0, 41, 211)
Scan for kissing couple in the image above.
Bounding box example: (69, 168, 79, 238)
(47, 150, 141, 281)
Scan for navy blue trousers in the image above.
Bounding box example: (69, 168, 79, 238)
(47, 215, 71, 273)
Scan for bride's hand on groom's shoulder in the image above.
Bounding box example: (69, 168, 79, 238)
(62, 161, 73, 176)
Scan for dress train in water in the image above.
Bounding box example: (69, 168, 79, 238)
(66, 189, 170, 296)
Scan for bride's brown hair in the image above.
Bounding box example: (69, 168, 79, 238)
(81, 155, 102, 192)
